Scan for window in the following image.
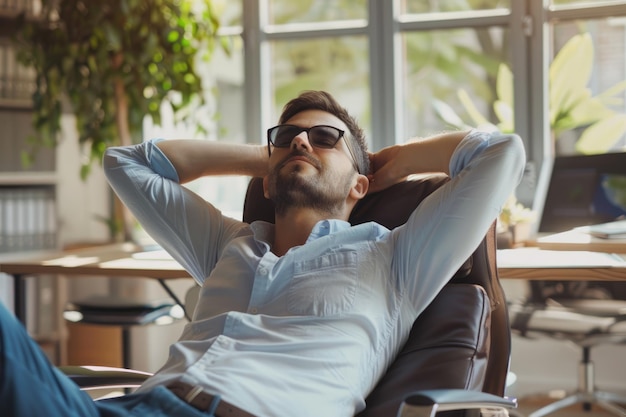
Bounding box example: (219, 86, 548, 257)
(270, 35, 370, 134)
(268, 0, 367, 24)
(241, 0, 519, 196)
(400, 26, 509, 138)
(550, 16, 626, 156)
(264, 0, 372, 141)
(171, 0, 626, 213)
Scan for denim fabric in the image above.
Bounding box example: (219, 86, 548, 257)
(0, 301, 98, 417)
(0, 302, 214, 417)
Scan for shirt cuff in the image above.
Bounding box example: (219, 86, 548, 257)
(449, 129, 491, 177)
(146, 138, 180, 183)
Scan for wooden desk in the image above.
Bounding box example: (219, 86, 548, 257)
(498, 233, 626, 281)
(6, 238, 626, 321)
(531, 229, 626, 253)
(0, 242, 191, 324)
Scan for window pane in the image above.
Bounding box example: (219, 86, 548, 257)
(213, 0, 242, 27)
(403, 0, 510, 14)
(268, 0, 367, 24)
(270, 36, 371, 140)
(402, 27, 509, 138)
(551, 20, 626, 156)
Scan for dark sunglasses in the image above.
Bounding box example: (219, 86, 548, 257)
(267, 124, 360, 173)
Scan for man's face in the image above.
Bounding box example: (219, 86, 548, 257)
(265, 109, 358, 217)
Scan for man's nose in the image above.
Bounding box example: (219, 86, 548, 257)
(291, 132, 313, 152)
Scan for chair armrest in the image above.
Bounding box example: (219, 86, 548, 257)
(59, 365, 152, 390)
(398, 389, 517, 417)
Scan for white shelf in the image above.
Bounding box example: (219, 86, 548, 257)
(0, 172, 57, 185)
(0, 98, 33, 110)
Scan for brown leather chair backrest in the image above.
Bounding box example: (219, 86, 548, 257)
(242, 175, 510, 416)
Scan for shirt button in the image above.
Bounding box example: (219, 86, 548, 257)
(249, 307, 258, 314)
(258, 267, 268, 276)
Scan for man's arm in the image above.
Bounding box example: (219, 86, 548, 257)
(389, 130, 525, 314)
(156, 140, 269, 183)
(103, 139, 264, 283)
(367, 130, 468, 193)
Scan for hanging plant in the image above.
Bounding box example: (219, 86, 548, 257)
(14, 0, 224, 179)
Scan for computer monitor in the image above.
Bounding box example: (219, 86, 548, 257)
(538, 152, 626, 233)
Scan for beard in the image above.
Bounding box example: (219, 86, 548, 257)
(267, 151, 354, 218)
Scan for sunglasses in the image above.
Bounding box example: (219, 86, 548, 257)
(267, 124, 360, 173)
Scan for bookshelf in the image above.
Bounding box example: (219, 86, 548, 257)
(0, 0, 61, 363)
(0, 184, 57, 252)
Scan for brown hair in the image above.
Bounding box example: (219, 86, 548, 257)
(278, 90, 369, 175)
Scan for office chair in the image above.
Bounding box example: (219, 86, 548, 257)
(61, 174, 517, 416)
(508, 281, 626, 417)
(511, 150, 626, 416)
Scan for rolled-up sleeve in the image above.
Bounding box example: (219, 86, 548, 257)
(103, 139, 246, 283)
(392, 130, 526, 313)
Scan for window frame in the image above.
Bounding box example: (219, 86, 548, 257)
(235, 0, 626, 204)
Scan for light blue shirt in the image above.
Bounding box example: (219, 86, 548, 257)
(103, 130, 525, 417)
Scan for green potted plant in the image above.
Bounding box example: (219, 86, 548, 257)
(14, 0, 224, 239)
(15, 0, 223, 177)
(497, 194, 537, 247)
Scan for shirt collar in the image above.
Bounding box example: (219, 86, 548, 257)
(250, 219, 352, 249)
(306, 219, 351, 243)
(250, 221, 274, 252)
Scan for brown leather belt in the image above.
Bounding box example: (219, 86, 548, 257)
(167, 381, 256, 417)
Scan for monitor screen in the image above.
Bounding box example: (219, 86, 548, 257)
(538, 152, 626, 233)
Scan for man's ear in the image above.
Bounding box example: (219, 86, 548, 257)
(349, 174, 369, 201)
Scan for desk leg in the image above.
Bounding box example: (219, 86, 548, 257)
(13, 274, 26, 325)
(157, 279, 191, 321)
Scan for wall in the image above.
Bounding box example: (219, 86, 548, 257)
(56, 115, 110, 246)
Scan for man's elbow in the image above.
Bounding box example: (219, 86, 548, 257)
(102, 147, 120, 174)
(504, 134, 527, 184)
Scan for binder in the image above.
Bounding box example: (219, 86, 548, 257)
(0, 185, 57, 252)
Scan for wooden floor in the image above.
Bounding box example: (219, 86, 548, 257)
(513, 393, 625, 417)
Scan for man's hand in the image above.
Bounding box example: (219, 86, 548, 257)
(366, 130, 469, 194)
(367, 145, 409, 194)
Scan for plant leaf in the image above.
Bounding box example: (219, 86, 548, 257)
(575, 114, 626, 154)
(496, 63, 513, 110)
(457, 89, 491, 127)
(15, 0, 223, 178)
(567, 95, 615, 129)
(550, 33, 593, 125)
(597, 79, 626, 104)
(432, 99, 470, 129)
(493, 100, 514, 133)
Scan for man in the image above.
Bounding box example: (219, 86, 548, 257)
(0, 91, 525, 417)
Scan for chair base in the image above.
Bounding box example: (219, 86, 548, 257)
(528, 391, 626, 417)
